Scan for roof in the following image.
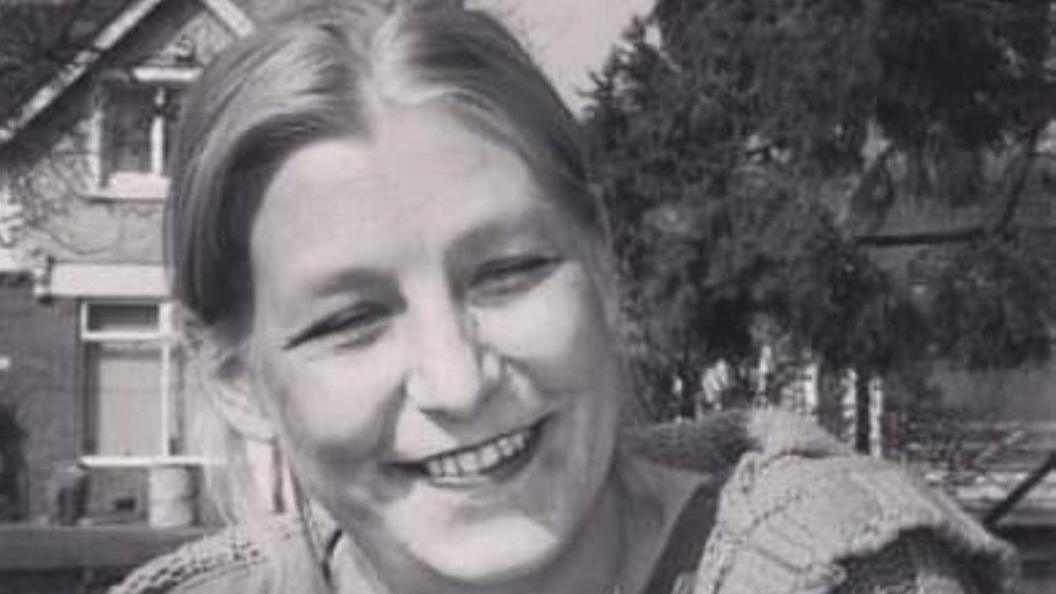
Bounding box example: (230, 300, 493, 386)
(0, 0, 254, 147)
(0, 0, 132, 122)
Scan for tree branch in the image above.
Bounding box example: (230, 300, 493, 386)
(991, 126, 1043, 234)
(854, 226, 985, 248)
(853, 125, 1047, 249)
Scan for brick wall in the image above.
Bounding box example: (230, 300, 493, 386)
(0, 277, 80, 520)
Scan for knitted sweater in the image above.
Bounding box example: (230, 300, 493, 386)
(111, 411, 1019, 594)
(629, 411, 1019, 593)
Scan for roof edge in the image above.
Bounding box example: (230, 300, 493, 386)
(198, 0, 256, 37)
(0, 0, 258, 149)
(0, 0, 169, 147)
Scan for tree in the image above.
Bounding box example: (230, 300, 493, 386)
(584, 0, 1056, 422)
(0, 0, 110, 121)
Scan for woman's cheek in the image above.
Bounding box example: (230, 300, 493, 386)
(261, 347, 402, 468)
(484, 266, 615, 388)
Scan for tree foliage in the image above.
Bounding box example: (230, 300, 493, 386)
(0, 0, 128, 121)
(584, 0, 1056, 418)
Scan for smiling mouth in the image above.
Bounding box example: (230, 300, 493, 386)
(394, 419, 546, 484)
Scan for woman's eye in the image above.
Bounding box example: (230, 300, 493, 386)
(286, 304, 389, 350)
(470, 255, 559, 302)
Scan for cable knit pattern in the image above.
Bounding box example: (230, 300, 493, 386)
(673, 411, 1019, 594)
(111, 516, 304, 594)
(110, 411, 1020, 594)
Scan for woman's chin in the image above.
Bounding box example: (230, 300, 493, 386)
(408, 519, 564, 586)
(374, 464, 585, 589)
(330, 406, 618, 589)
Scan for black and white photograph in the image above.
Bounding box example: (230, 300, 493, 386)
(0, 0, 1052, 592)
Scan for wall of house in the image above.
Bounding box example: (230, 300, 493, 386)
(0, 278, 79, 520)
(1, 66, 166, 267)
(1, 2, 235, 268)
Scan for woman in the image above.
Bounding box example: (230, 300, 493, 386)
(114, 2, 1018, 593)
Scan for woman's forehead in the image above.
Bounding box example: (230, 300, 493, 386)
(245, 108, 576, 298)
(253, 107, 540, 230)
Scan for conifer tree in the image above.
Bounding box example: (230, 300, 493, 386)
(584, 0, 1056, 421)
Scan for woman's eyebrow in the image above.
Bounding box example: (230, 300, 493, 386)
(450, 209, 558, 256)
(278, 272, 393, 349)
(293, 268, 391, 302)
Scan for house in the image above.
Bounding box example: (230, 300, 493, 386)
(0, 0, 269, 527)
(0, 2, 275, 588)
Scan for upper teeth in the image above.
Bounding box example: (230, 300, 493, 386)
(424, 429, 531, 479)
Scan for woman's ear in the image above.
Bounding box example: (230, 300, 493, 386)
(197, 325, 278, 443)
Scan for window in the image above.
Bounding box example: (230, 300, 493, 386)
(81, 301, 189, 459)
(90, 67, 195, 199)
(104, 84, 156, 178)
(0, 177, 22, 247)
(99, 83, 183, 189)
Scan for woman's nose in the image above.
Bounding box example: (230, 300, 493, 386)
(405, 298, 503, 421)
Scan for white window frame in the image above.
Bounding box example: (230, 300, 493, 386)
(79, 300, 205, 467)
(87, 67, 197, 201)
(0, 175, 23, 248)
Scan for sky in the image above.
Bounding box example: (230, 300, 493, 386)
(468, 0, 656, 113)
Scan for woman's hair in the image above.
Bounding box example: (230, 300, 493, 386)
(166, 1, 599, 528)
(168, 0, 596, 329)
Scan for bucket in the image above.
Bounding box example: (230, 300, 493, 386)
(148, 465, 195, 527)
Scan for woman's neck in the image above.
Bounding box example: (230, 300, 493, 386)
(507, 451, 707, 594)
(606, 451, 709, 594)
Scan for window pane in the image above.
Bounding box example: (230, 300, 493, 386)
(86, 303, 159, 334)
(104, 85, 153, 176)
(85, 342, 163, 456)
(167, 345, 189, 455)
(161, 88, 184, 176)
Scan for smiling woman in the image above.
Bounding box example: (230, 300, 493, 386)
(240, 111, 629, 588)
(111, 2, 1020, 594)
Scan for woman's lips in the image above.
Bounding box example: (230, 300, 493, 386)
(392, 419, 547, 485)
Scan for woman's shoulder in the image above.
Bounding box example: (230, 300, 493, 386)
(631, 411, 1020, 593)
(702, 449, 1018, 592)
(108, 515, 315, 594)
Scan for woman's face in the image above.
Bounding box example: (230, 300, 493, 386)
(241, 106, 627, 585)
